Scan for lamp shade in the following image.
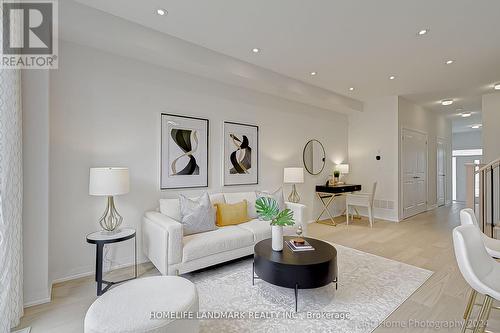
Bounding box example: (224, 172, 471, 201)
(336, 164, 349, 174)
(283, 167, 304, 184)
(89, 167, 130, 196)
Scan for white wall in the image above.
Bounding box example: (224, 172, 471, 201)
(398, 97, 452, 216)
(348, 96, 399, 221)
(452, 131, 482, 150)
(48, 41, 349, 282)
(482, 92, 500, 163)
(21, 70, 51, 306)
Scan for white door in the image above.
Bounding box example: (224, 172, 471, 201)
(455, 155, 482, 202)
(402, 129, 428, 219)
(437, 140, 446, 206)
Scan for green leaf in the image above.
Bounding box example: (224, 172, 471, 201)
(271, 209, 295, 226)
(255, 197, 279, 221)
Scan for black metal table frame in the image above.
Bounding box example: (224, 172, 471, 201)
(86, 231, 137, 296)
(252, 259, 338, 312)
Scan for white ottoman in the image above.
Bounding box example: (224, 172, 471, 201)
(84, 276, 199, 333)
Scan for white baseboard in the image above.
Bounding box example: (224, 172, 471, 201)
(23, 284, 52, 307)
(51, 257, 150, 285)
(24, 295, 51, 308)
(308, 212, 399, 224)
(427, 204, 438, 211)
(24, 258, 151, 308)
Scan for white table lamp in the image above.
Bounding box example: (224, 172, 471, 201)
(284, 167, 304, 203)
(89, 167, 130, 232)
(336, 164, 349, 183)
(336, 164, 349, 174)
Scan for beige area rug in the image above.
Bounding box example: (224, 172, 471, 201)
(185, 243, 433, 333)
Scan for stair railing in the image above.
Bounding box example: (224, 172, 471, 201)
(473, 158, 500, 238)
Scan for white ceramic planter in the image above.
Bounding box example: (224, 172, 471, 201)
(271, 225, 284, 251)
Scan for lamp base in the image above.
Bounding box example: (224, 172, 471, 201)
(288, 184, 300, 203)
(98, 196, 123, 231)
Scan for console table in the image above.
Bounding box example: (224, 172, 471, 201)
(315, 184, 362, 226)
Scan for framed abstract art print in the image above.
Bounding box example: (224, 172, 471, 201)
(223, 121, 258, 186)
(161, 113, 209, 189)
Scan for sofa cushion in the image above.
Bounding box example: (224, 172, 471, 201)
(224, 192, 258, 218)
(237, 219, 271, 243)
(179, 193, 216, 236)
(182, 226, 254, 262)
(160, 193, 226, 222)
(256, 188, 286, 211)
(215, 200, 250, 227)
(159, 198, 182, 221)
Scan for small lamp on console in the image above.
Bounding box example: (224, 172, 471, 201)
(336, 164, 349, 184)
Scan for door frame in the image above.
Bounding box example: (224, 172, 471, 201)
(437, 137, 447, 207)
(399, 127, 429, 220)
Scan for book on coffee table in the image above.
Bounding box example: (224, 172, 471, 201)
(286, 240, 315, 252)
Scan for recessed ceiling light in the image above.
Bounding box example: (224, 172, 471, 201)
(471, 124, 482, 129)
(461, 112, 472, 118)
(389, 75, 396, 80)
(417, 28, 429, 36)
(494, 83, 500, 90)
(310, 71, 317, 76)
(445, 60, 454, 65)
(348, 87, 354, 91)
(156, 8, 167, 16)
(441, 99, 453, 106)
(251, 48, 260, 53)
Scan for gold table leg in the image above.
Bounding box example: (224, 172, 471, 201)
(315, 193, 337, 226)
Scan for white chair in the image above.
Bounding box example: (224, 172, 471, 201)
(453, 225, 500, 333)
(460, 208, 500, 258)
(346, 182, 377, 227)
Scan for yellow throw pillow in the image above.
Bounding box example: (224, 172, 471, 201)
(215, 200, 250, 227)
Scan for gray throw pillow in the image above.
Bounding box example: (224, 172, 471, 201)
(179, 192, 216, 236)
(256, 188, 286, 211)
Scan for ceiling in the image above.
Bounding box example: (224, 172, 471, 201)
(74, 0, 500, 113)
(450, 112, 482, 133)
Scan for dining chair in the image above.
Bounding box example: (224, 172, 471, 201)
(460, 208, 500, 258)
(346, 182, 377, 227)
(453, 224, 500, 333)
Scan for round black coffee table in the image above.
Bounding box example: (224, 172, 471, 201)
(253, 236, 337, 312)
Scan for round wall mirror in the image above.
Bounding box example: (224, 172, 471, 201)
(303, 139, 326, 175)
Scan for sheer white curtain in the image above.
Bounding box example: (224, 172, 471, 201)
(0, 2, 24, 330)
(0, 68, 24, 331)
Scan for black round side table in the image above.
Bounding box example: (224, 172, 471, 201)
(86, 228, 137, 296)
(253, 236, 337, 312)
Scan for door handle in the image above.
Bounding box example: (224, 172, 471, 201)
(413, 176, 420, 179)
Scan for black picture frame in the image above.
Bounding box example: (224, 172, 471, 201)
(223, 121, 259, 186)
(160, 113, 209, 190)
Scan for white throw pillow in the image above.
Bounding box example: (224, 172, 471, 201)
(256, 188, 286, 211)
(179, 192, 216, 236)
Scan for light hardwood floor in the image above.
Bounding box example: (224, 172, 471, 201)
(15, 203, 499, 332)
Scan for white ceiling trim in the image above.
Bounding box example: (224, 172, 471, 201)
(60, 1, 363, 114)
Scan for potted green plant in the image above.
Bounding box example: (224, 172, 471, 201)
(255, 196, 295, 251)
(333, 170, 340, 184)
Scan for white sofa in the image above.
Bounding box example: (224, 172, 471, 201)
(142, 192, 306, 275)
